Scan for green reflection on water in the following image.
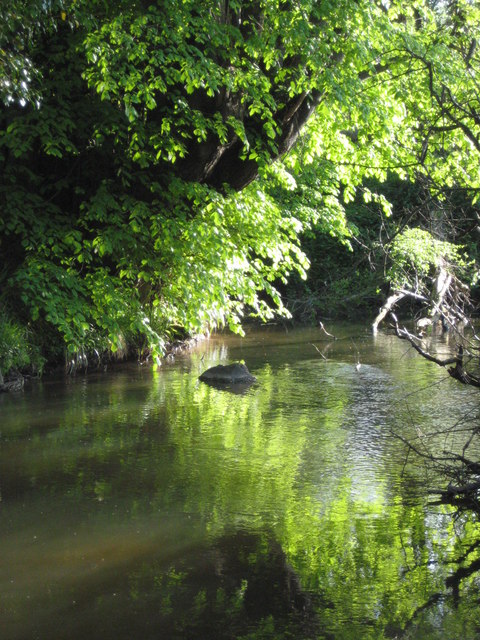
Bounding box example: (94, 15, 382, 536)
(1, 325, 479, 639)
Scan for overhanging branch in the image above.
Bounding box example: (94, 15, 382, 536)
(390, 313, 459, 366)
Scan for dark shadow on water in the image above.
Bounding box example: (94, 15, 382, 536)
(31, 529, 325, 640)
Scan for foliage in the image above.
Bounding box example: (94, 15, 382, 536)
(0, 311, 44, 375)
(1, 0, 480, 368)
(281, 177, 420, 320)
(388, 226, 472, 291)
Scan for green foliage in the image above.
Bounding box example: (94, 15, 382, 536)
(282, 171, 480, 321)
(1, 0, 480, 363)
(0, 312, 44, 375)
(389, 227, 471, 291)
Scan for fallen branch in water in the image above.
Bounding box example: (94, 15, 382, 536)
(311, 343, 327, 360)
(389, 312, 480, 387)
(318, 322, 337, 340)
(390, 313, 458, 365)
(372, 292, 406, 333)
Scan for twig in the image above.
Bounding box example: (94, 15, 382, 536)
(311, 343, 327, 360)
(318, 321, 337, 340)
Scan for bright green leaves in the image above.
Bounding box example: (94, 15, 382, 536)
(81, 0, 374, 175)
(2, 0, 480, 367)
(381, 1, 480, 194)
(147, 179, 306, 336)
(13, 257, 91, 349)
(0, 312, 42, 374)
(388, 227, 472, 291)
(2, 164, 308, 354)
(83, 6, 240, 168)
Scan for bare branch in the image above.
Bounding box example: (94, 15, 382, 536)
(372, 292, 405, 332)
(318, 322, 337, 340)
(390, 313, 458, 365)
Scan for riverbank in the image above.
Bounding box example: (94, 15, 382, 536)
(0, 325, 205, 393)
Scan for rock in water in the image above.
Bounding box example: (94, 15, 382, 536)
(0, 374, 24, 393)
(199, 363, 256, 384)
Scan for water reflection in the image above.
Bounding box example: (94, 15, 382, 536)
(1, 324, 480, 639)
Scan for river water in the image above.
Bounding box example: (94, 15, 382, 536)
(1, 324, 480, 639)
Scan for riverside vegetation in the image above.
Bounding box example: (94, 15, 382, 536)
(1, 0, 480, 380)
(3, 3, 480, 636)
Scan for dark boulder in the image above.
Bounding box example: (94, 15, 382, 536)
(199, 362, 256, 385)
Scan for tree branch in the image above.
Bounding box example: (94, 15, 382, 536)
(390, 313, 459, 365)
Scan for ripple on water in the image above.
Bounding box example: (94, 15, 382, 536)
(2, 326, 480, 639)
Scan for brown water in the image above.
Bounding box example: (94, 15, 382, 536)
(1, 324, 479, 639)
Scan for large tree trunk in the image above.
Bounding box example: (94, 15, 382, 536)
(176, 89, 324, 192)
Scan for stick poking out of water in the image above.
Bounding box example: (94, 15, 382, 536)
(319, 322, 337, 340)
(311, 344, 327, 360)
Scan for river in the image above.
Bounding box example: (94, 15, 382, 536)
(1, 323, 479, 639)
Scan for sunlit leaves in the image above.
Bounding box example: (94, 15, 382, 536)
(389, 227, 472, 291)
(1, 0, 480, 362)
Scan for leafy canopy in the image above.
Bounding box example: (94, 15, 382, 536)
(1, 0, 479, 362)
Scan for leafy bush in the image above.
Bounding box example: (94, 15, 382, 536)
(0, 313, 44, 376)
(389, 227, 474, 291)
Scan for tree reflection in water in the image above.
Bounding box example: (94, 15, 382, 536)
(127, 529, 323, 640)
(2, 327, 480, 639)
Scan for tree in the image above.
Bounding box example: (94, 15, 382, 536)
(0, 0, 479, 368)
(368, 0, 480, 334)
(372, 226, 475, 331)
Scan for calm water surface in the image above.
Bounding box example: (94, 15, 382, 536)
(1, 324, 480, 639)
